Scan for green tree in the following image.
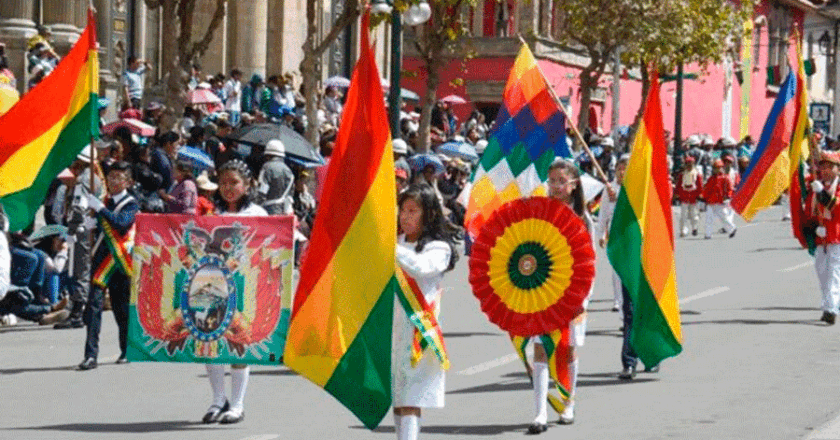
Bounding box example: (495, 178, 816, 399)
(403, 0, 478, 153)
(143, 0, 228, 131)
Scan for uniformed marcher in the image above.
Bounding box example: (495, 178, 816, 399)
(805, 151, 840, 325)
(677, 156, 703, 237)
(254, 139, 294, 215)
(703, 159, 737, 239)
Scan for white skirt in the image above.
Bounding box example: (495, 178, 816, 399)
(533, 313, 587, 347)
(391, 301, 445, 408)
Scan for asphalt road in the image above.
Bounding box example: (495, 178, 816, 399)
(3, 205, 840, 440)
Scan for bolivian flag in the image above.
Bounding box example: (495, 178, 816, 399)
(0, 10, 99, 232)
(283, 11, 396, 429)
(607, 73, 682, 368)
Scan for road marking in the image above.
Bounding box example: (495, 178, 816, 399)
(237, 435, 280, 440)
(456, 353, 520, 376)
(679, 286, 730, 305)
(778, 261, 814, 273)
(805, 412, 840, 439)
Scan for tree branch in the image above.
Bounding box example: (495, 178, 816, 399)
(313, 0, 360, 56)
(144, 0, 162, 9)
(177, 0, 193, 65)
(188, 0, 227, 61)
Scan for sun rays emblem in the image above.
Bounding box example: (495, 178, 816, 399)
(134, 220, 289, 360)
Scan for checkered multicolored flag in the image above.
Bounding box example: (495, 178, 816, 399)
(461, 44, 571, 240)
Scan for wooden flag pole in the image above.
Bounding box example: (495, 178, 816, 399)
(516, 35, 611, 185)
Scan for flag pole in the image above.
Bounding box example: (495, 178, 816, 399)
(88, 5, 98, 296)
(516, 35, 611, 185)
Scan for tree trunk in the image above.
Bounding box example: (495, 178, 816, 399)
(418, 57, 442, 154)
(160, 1, 182, 132)
(302, 57, 320, 145)
(577, 70, 594, 136)
(629, 63, 650, 144)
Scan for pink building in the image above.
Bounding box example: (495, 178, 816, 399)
(401, 0, 813, 144)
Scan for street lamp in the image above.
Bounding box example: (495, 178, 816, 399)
(372, 0, 431, 139)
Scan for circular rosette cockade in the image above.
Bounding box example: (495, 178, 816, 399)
(468, 197, 596, 337)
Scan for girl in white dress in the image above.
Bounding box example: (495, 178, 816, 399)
(394, 184, 459, 440)
(202, 159, 268, 425)
(528, 159, 593, 434)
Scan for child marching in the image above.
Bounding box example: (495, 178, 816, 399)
(805, 151, 840, 325)
(393, 183, 459, 440)
(703, 158, 737, 239)
(677, 156, 703, 237)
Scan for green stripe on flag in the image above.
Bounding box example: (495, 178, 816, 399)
(1, 95, 98, 232)
(323, 277, 394, 430)
(534, 149, 555, 181)
(479, 137, 505, 171)
(607, 191, 682, 368)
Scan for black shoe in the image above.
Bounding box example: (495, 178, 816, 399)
(527, 423, 548, 434)
(219, 409, 244, 424)
(618, 366, 636, 380)
(729, 228, 737, 238)
(54, 318, 83, 329)
(821, 311, 836, 325)
(202, 400, 229, 424)
(692, 229, 698, 236)
(78, 358, 97, 370)
(644, 365, 660, 373)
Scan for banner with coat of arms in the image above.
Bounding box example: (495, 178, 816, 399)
(127, 214, 294, 365)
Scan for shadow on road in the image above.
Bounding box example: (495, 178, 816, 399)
(449, 376, 656, 394)
(586, 329, 622, 338)
(0, 365, 77, 374)
(748, 246, 804, 253)
(743, 306, 820, 312)
(443, 331, 503, 338)
(10, 420, 206, 433)
(683, 318, 822, 326)
(359, 423, 532, 435)
(0, 324, 55, 334)
(248, 368, 299, 376)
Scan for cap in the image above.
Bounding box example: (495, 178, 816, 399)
(600, 137, 615, 148)
(475, 139, 488, 154)
(701, 135, 714, 146)
(265, 139, 286, 157)
(395, 168, 408, 180)
(686, 135, 701, 147)
(392, 138, 408, 155)
(713, 158, 724, 167)
(721, 136, 737, 147)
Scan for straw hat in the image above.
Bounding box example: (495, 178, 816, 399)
(195, 172, 218, 191)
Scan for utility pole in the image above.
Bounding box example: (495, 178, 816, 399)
(611, 47, 621, 144)
(388, 12, 402, 139)
(674, 62, 684, 171)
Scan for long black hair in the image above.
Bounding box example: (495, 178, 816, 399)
(398, 183, 459, 272)
(214, 159, 252, 213)
(548, 159, 586, 217)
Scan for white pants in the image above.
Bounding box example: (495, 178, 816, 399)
(815, 244, 840, 315)
(611, 270, 622, 308)
(705, 203, 736, 236)
(680, 202, 700, 235)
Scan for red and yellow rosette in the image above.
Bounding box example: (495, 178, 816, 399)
(468, 197, 595, 337)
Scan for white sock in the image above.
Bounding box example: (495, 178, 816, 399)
(205, 364, 226, 407)
(394, 414, 402, 434)
(398, 415, 420, 440)
(569, 358, 579, 398)
(533, 362, 549, 424)
(230, 366, 250, 412)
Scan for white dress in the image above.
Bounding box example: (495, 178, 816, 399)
(392, 236, 451, 408)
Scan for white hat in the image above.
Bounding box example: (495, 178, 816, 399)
(600, 137, 615, 147)
(475, 139, 489, 154)
(76, 144, 94, 163)
(392, 138, 408, 155)
(721, 136, 737, 147)
(195, 172, 218, 192)
(701, 135, 714, 145)
(265, 139, 286, 157)
(686, 135, 701, 147)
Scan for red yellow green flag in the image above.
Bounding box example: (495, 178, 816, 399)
(283, 11, 396, 429)
(0, 10, 99, 231)
(607, 73, 682, 368)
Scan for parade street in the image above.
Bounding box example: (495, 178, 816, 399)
(2, 205, 840, 440)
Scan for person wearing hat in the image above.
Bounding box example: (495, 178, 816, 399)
(720, 136, 738, 162)
(195, 172, 218, 215)
(255, 139, 295, 215)
(598, 137, 618, 181)
(677, 156, 703, 237)
(805, 151, 840, 324)
(54, 146, 106, 330)
(702, 158, 737, 239)
(392, 138, 412, 181)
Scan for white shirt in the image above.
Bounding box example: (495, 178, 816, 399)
(0, 232, 9, 301)
(223, 79, 242, 112)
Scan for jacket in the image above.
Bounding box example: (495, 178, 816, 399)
(703, 174, 732, 205)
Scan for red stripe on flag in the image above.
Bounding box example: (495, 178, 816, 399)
(293, 12, 392, 315)
(644, 75, 674, 245)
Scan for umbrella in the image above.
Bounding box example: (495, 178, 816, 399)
(187, 88, 222, 105)
(225, 123, 325, 165)
(408, 154, 445, 175)
(177, 146, 215, 171)
(0, 86, 19, 116)
(325, 76, 351, 88)
(440, 94, 467, 105)
(401, 88, 420, 101)
(102, 118, 156, 137)
(30, 224, 68, 242)
(437, 141, 478, 162)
